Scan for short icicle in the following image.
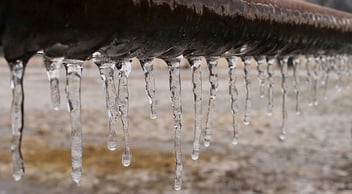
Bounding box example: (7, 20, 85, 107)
(9, 60, 26, 181)
(44, 56, 63, 110)
(322, 56, 331, 100)
(312, 56, 321, 106)
(190, 57, 203, 160)
(266, 57, 275, 116)
(166, 56, 183, 191)
(306, 56, 314, 106)
(227, 57, 240, 145)
(279, 57, 288, 142)
(292, 56, 301, 115)
(117, 60, 132, 167)
(204, 57, 219, 147)
(141, 59, 157, 119)
(96, 59, 119, 151)
(64, 59, 84, 185)
(242, 57, 252, 126)
(255, 56, 267, 98)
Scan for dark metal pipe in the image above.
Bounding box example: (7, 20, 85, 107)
(0, 0, 351, 63)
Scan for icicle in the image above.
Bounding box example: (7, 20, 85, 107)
(306, 56, 314, 106)
(98, 62, 119, 151)
(189, 57, 202, 160)
(321, 56, 330, 100)
(204, 57, 219, 147)
(292, 56, 301, 115)
(255, 56, 266, 98)
(141, 59, 157, 119)
(279, 57, 288, 142)
(117, 60, 132, 167)
(242, 57, 252, 126)
(9, 60, 25, 181)
(44, 56, 63, 110)
(64, 60, 84, 185)
(266, 57, 275, 116)
(227, 57, 240, 145)
(312, 56, 321, 106)
(167, 56, 183, 191)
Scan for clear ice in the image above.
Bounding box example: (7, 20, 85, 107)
(167, 57, 183, 191)
(266, 57, 275, 116)
(9, 60, 25, 181)
(204, 57, 219, 147)
(190, 57, 203, 160)
(242, 57, 252, 126)
(227, 57, 240, 145)
(279, 57, 288, 142)
(141, 59, 157, 119)
(98, 62, 119, 151)
(255, 56, 267, 98)
(44, 56, 63, 110)
(306, 56, 314, 106)
(292, 56, 301, 115)
(117, 60, 132, 167)
(64, 60, 84, 185)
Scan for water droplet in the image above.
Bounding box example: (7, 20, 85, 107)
(166, 56, 183, 191)
(122, 148, 132, 167)
(9, 60, 26, 181)
(204, 57, 219, 147)
(141, 59, 157, 119)
(64, 59, 84, 184)
(118, 60, 132, 166)
(227, 57, 240, 145)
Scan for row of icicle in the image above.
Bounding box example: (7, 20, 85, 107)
(7, 53, 352, 190)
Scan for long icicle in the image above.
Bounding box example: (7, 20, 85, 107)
(141, 59, 157, 119)
(255, 56, 267, 98)
(242, 57, 252, 125)
(227, 57, 240, 145)
(204, 57, 219, 147)
(322, 56, 331, 100)
(306, 56, 314, 106)
(44, 56, 63, 110)
(267, 57, 275, 116)
(279, 57, 288, 141)
(167, 57, 183, 191)
(312, 56, 321, 106)
(118, 60, 132, 167)
(64, 60, 84, 185)
(98, 62, 119, 151)
(9, 60, 26, 181)
(292, 56, 301, 115)
(190, 57, 202, 160)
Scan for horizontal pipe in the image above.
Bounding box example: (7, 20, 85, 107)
(0, 0, 352, 63)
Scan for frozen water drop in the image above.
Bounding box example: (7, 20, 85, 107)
(118, 60, 132, 166)
(227, 57, 240, 145)
(44, 56, 63, 110)
(267, 57, 275, 116)
(278, 133, 286, 142)
(64, 59, 84, 184)
(9, 60, 26, 181)
(166, 56, 183, 191)
(122, 149, 132, 167)
(190, 57, 202, 160)
(232, 136, 239, 145)
(204, 57, 219, 147)
(242, 57, 252, 125)
(141, 59, 157, 119)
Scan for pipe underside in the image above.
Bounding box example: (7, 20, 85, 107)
(0, 0, 352, 63)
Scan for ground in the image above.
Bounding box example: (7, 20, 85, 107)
(0, 57, 351, 194)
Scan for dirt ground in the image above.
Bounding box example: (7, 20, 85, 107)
(0, 57, 352, 194)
